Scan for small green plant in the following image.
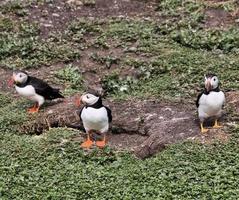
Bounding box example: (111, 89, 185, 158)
(67, 19, 102, 37)
(209, 0, 238, 13)
(0, 93, 28, 131)
(125, 58, 169, 80)
(0, 17, 14, 31)
(171, 27, 239, 52)
(82, 0, 96, 6)
(55, 65, 83, 90)
(92, 35, 109, 49)
(0, 0, 30, 16)
(99, 20, 157, 48)
(102, 73, 138, 95)
(90, 53, 120, 68)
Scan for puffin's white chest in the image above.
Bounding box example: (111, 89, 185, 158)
(15, 85, 45, 105)
(81, 107, 109, 133)
(15, 85, 36, 97)
(198, 91, 225, 117)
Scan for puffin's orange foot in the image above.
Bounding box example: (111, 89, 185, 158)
(27, 103, 39, 113)
(81, 140, 93, 148)
(27, 107, 39, 113)
(213, 125, 222, 129)
(201, 128, 209, 133)
(200, 123, 208, 134)
(96, 140, 106, 148)
(212, 120, 222, 129)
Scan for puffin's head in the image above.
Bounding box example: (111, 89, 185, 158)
(81, 93, 101, 106)
(8, 71, 28, 86)
(204, 73, 219, 92)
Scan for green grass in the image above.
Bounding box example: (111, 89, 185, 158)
(54, 64, 84, 95)
(1, 0, 239, 198)
(0, 0, 30, 16)
(0, 93, 28, 132)
(171, 27, 239, 52)
(0, 109, 239, 199)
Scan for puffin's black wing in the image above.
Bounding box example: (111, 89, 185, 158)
(79, 107, 84, 121)
(104, 106, 112, 123)
(28, 76, 64, 100)
(196, 92, 203, 108)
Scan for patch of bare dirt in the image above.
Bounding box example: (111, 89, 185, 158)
(204, 8, 234, 28)
(0, 68, 13, 92)
(189, 128, 230, 144)
(26, 0, 158, 38)
(226, 91, 239, 113)
(203, 0, 239, 28)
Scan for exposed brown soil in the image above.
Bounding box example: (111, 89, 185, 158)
(203, 0, 239, 28)
(227, 91, 239, 113)
(204, 8, 235, 28)
(26, 0, 158, 38)
(0, 68, 10, 92)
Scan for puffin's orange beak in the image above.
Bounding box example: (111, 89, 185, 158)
(205, 79, 212, 92)
(7, 76, 14, 87)
(75, 95, 82, 107)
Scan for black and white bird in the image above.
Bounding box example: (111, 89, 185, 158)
(78, 93, 112, 148)
(8, 71, 64, 113)
(196, 73, 225, 133)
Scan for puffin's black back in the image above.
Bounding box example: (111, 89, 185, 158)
(30, 76, 64, 99)
(196, 92, 203, 108)
(104, 106, 112, 123)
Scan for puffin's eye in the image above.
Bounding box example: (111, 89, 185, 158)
(19, 74, 22, 78)
(86, 95, 89, 99)
(213, 78, 216, 81)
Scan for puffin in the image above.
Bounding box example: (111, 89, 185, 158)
(8, 71, 64, 113)
(76, 93, 112, 148)
(196, 73, 225, 133)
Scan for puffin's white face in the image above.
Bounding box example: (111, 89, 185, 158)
(13, 72, 28, 84)
(81, 93, 99, 105)
(204, 75, 219, 92)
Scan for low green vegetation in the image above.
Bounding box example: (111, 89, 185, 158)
(171, 27, 239, 52)
(0, 93, 28, 132)
(102, 72, 138, 95)
(90, 52, 120, 68)
(0, 0, 30, 16)
(0, 101, 239, 199)
(0, 94, 239, 199)
(55, 65, 84, 95)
